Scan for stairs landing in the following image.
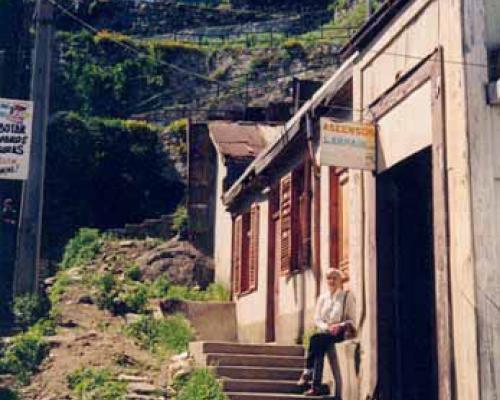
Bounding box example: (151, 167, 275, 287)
(190, 341, 336, 400)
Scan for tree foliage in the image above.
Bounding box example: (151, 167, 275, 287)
(43, 112, 184, 258)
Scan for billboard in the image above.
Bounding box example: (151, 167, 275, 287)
(0, 98, 33, 180)
(319, 118, 376, 171)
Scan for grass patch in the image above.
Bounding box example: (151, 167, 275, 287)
(175, 368, 227, 400)
(60, 228, 102, 270)
(172, 204, 188, 235)
(166, 283, 230, 302)
(12, 294, 47, 330)
(48, 272, 72, 305)
(67, 367, 127, 400)
(124, 314, 193, 355)
(0, 330, 49, 385)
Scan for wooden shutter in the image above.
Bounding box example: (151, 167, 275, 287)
(280, 173, 294, 273)
(249, 203, 260, 291)
(329, 168, 340, 269)
(232, 215, 243, 295)
(299, 159, 312, 268)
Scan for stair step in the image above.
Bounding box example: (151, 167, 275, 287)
(225, 393, 335, 400)
(222, 378, 303, 394)
(206, 353, 304, 368)
(214, 366, 303, 381)
(198, 342, 304, 357)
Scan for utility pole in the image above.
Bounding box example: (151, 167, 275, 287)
(14, 0, 53, 295)
(366, 0, 372, 20)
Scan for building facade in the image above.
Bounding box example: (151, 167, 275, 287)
(205, 1, 500, 399)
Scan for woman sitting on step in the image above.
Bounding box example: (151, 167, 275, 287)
(298, 269, 356, 397)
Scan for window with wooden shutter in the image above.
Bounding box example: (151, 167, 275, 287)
(330, 167, 350, 281)
(280, 173, 294, 274)
(248, 203, 260, 291)
(299, 159, 312, 269)
(232, 215, 243, 295)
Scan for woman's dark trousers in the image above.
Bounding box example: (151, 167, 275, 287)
(306, 332, 343, 386)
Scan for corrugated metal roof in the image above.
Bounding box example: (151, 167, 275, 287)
(208, 121, 282, 160)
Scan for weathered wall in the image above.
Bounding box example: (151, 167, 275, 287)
(460, 0, 500, 398)
(350, 0, 481, 399)
(213, 154, 233, 287)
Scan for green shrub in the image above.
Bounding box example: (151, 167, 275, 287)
(172, 204, 188, 234)
(12, 294, 46, 329)
(120, 284, 149, 314)
(125, 314, 193, 355)
(282, 38, 306, 58)
(60, 228, 102, 269)
(166, 283, 230, 302)
(30, 318, 57, 337)
(176, 368, 227, 400)
(95, 272, 119, 312)
(147, 276, 171, 298)
(203, 283, 231, 302)
(124, 263, 142, 282)
(67, 367, 127, 400)
(302, 327, 319, 349)
(0, 331, 49, 385)
(48, 272, 72, 305)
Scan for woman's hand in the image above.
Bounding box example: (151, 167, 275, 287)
(328, 323, 344, 336)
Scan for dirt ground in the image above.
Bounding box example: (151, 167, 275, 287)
(20, 280, 165, 399)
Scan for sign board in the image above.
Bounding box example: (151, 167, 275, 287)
(319, 118, 376, 171)
(0, 98, 34, 180)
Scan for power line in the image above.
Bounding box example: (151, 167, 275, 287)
(48, 0, 229, 88)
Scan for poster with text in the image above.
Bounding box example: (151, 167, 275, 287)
(319, 118, 376, 171)
(0, 97, 33, 180)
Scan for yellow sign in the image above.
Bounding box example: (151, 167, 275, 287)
(319, 118, 376, 171)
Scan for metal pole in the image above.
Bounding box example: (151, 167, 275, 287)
(366, 0, 372, 20)
(14, 0, 53, 295)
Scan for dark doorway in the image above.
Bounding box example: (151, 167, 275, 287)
(376, 148, 438, 400)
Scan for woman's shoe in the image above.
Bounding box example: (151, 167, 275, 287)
(296, 371, 312, 387)
(304, 385, 322, 396)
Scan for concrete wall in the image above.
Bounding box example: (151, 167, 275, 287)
(213, 154, 233, 288)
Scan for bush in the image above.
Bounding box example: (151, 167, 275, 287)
(0, 331, 49, 385)
(48, 272, 72, 305)
(120, 284, 149, 314)
(172, 204, 188, 235)
(12, 294, 46, 330)
(67, 367, 127, 400)
(124, 263, 142, 282)
(60, 228, 102, 270)
(176, 369, 227, 400)
(166, 283, 230, 302)
(125, 314, 193, 355)
(147, 276, 171, 299)
(282, 38, 306, 58)
(95, 273, 119, 313)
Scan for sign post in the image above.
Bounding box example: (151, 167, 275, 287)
(319, 118, 376, 171)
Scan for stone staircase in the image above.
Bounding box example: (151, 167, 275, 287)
(190, 342, 336, 400)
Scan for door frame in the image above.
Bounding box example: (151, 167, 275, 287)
(368, 48, 452, 400)
(266, 185, 280, 342)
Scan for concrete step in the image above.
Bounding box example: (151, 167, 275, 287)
(196, 342, 304, 357)
(222, 378, 303, 394)
(225, 393, 336, 400)
(206, 353, 304, 368)
(214, 366, 303, 381)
